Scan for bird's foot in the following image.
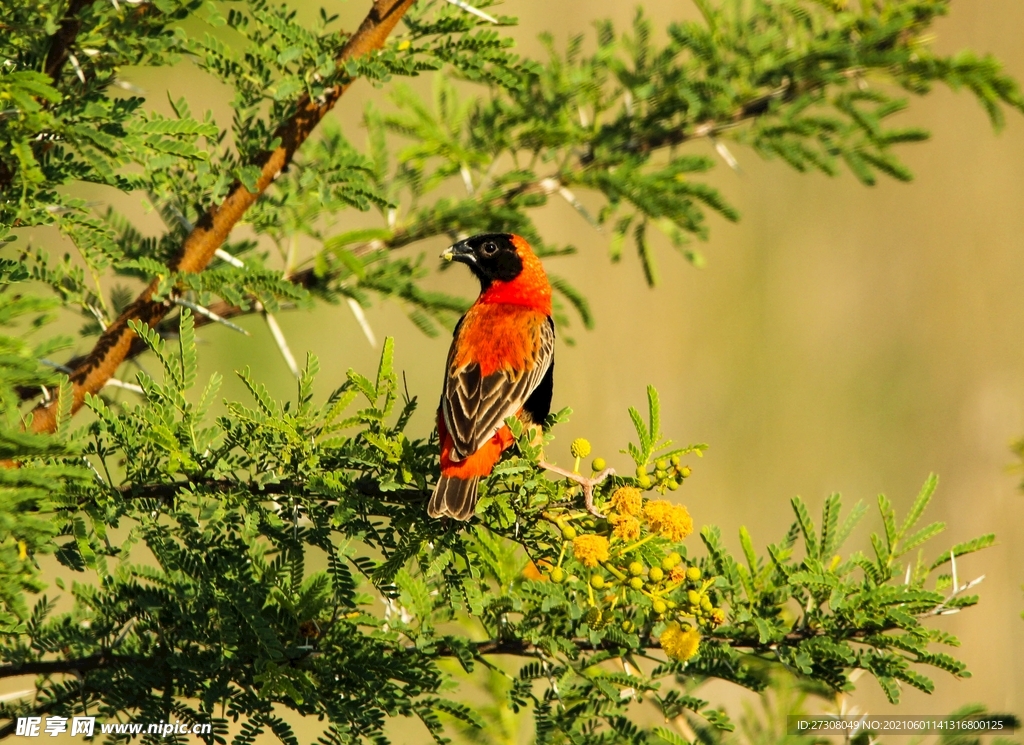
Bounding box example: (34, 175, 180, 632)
(538, 460, 615, 518)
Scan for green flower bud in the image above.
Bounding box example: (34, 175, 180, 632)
(636, 465, 647, 477)
(628, 561, 645, 576)
(666, 600, 677, 609)
(670, 455, 680, 466)
(655, 469, 667, 480)
(656, 459, 668, 471)
(667, 479, 679, 491)
(629, 577, 644, 590)
(591, 457, 607, 471)
(648, 566, 664, 582)
(590, 574, 605, 589)
(549, 567, 565, 583)
(621, 620, 634, 633)
(667, 552, 682, 567)
(680, 466, 692, 478)
(561, 525, 577, 540)
(687, 589, 701, 606)
(686, 566, 702, 582)
(586, 606, 602, 627)
(700, 596, 713, 611)
(638, 475, 652, 489)
(652, 599, 667, 615)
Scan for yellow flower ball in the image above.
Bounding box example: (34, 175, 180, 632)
(570, 438, 592, 459)
(572, 534, 610, 568)
(660, 622, 701, 662)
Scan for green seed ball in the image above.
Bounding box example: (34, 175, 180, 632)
(666, 600, 677, 609)
(592, 457, 607, 472)
(655, 469, 667, 480)
(586, 606, 602, 626)
(687, 589, 701, 605)
(648, 566, 664, 582)
(656, 458, 668, 471)
(590, 574, 605, 589)
(700, 596, 713, 611)
(638, 475, 652, 489)
(549, 567, 565, 583)
(671, 455, 680, 466)
(686, 566, 702, 581)
(652, 599, 667, 615)
(680, 466, 692, 478)
(667, 552, 682, 567)
(628, 561, 645, 576)
(667, 479, 679, 491)
(562, 525, 577, 540)
(661, 556, 674, 571)
(629, 577, 644, 590)
(635, 465, 647, 477)
(621, 620, 634, 633)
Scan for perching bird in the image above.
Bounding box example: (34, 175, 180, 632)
(427, 233, 554, 521)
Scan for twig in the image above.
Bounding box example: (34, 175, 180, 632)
(538, 461, 615, 517)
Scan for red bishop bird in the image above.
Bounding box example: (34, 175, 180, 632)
(427, 233, 554, 521)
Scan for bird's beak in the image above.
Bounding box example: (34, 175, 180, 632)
(441, 241, 475, 264)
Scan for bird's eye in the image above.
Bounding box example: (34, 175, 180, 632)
(481, 241, 498, 257)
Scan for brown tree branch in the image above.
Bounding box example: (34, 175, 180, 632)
(43, 0, 95, 81)
(0, 653, 128, 679)
(25, 0, 417, 435)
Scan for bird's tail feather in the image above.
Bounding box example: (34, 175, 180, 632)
(428, 475, 480, 521)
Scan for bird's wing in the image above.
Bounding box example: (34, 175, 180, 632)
(443, 317, 554, 460)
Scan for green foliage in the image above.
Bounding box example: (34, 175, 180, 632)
(0, 0, 1020, 742)
(0, 326, 1001, 742)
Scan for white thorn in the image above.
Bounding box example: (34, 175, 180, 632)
(711, 136, 741, 172)
(460, 164, 474, 195)
(904, 564, 911, 585)
(260, 304, 300, 377)
(443, 0, 499, 24)
(215, 248, 245, 269)
(173, 298, 249, 335)
(109, 0, 120, 9)
(68, 54, 86, 84)
(104, 378, 145, 395)
(0, 690, 35, 703)
(112, 79, 146, 94)
(950, 549, 958, 592)
(346, 297, 376, 348)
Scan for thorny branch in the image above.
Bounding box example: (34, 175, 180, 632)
(24, 0, 417, 436)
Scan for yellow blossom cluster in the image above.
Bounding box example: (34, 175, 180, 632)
(572, 534, 610, 568)
(609, 514, 641, 541)
(659, 621, 701, 661)
(609, 486, 642, 516)
(643, 500, 693, 542)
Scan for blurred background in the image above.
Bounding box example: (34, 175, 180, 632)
(49, 0, 1024, 729)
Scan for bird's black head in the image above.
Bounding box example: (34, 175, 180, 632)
(441, 233, 523, 288)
